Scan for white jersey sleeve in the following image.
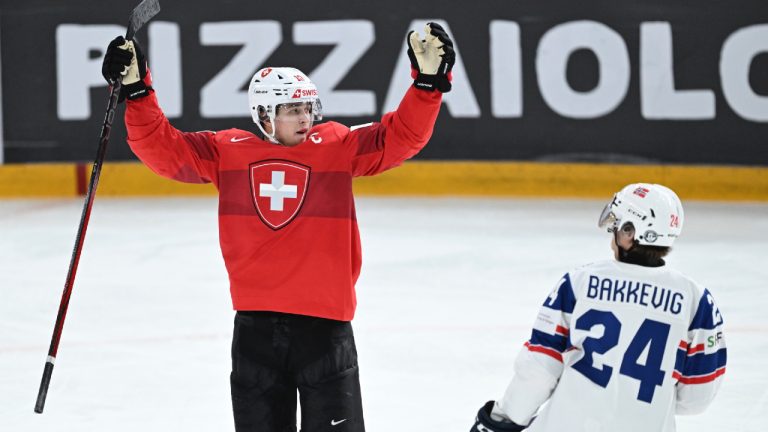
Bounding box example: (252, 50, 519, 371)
(494, 274, 577, 426)
(674, 288, 727, 414)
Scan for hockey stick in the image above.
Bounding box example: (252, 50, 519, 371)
(34, 0, 161, 414)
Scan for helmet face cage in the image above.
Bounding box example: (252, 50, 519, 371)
(274, 100, 322, 122)
(248, 67, 322, 144)
(598, 194, 620, 232)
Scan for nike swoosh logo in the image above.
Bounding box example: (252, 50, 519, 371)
(331, 419, 347, 426)
(230, 136, 253, 142)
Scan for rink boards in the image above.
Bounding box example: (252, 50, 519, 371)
(0, 161, 766, 200)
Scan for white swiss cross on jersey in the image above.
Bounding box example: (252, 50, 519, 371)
(249, 160, 310, 230)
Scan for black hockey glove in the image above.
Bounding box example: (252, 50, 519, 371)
(101, 36, 152, 102)
(407, 22, 455, 93)
(470, 401, 526, 432)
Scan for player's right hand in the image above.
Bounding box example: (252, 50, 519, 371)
(470, 401, 526, 432)
(101, 36, 152, 102)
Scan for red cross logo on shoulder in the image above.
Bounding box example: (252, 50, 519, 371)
(249, 160, 310, 230)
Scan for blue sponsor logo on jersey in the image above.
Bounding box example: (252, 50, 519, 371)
(587, 275, 684, 315)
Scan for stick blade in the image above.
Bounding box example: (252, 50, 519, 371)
(127, 0, 161, 39)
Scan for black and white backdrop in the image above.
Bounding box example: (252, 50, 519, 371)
(0, 0, 766, 164)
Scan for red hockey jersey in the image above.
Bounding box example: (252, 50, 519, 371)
(125, 87, 442, 321)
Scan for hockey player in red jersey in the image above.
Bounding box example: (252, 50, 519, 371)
(101, 23, 455, 432)
(471, 184, 726, 432)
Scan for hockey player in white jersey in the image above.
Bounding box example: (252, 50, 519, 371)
(471, 183, 726, 432)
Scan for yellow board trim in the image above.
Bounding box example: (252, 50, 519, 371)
(1, 161, 767, 201)
(0, 163, 78, 197)
(352, 161, 768, 201)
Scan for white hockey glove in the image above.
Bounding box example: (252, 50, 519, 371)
(407, 22, 455, 92)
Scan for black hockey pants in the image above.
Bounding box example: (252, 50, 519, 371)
(230, 311, 365, 432)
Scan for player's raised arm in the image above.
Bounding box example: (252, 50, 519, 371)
(674, 288, 727, 414)
(347, 23, 454, 177)
(101, 36, 219, 185)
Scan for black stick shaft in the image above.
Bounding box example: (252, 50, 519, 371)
(34, 80, 122, 414)
(34, 0, 160, 414)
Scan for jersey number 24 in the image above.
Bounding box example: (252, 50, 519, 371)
(571, 309, 670, 403)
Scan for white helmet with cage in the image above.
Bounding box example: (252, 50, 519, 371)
(247, 67, 323, 143)
(598, 183, 684, 247)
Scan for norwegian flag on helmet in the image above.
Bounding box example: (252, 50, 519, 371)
(633, 187, 650, 198)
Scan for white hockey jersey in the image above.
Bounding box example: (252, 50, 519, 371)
(494, 260, 726, 432)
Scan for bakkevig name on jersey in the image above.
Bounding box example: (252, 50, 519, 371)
(587, 275, 685, 315)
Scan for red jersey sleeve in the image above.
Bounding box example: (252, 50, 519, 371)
(125, 92, 219, 185)
(345, 87, 442, 177)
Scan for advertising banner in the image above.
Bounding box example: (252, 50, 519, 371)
(1, 0, 766, 164)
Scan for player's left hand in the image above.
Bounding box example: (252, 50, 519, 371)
(470, 401, 526, 432)
(407, 22, 455, 93)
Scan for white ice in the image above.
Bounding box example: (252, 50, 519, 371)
(1, 196, 767, 431)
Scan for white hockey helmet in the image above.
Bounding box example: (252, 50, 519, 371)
(247, 67, 323, 143)
(598, 183, 684, 247)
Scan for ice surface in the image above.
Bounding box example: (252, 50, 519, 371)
(1, 196, 766, 431)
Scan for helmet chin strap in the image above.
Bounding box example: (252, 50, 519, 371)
(255, 120, 281, 145)
(256, 119, 313, 147)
